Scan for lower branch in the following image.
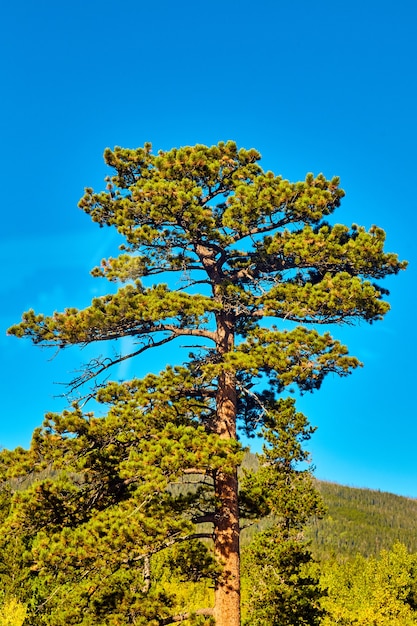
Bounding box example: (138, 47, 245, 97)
(159, 608, 214, 625)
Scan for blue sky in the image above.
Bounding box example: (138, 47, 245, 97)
(1, 0, 416, 496)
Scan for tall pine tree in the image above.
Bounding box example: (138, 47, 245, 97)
(8, 141, 406, 625)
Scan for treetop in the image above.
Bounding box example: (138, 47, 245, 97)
(8, 141, 406, 390)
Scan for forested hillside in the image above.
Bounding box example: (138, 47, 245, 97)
(311, 481, 417, 559)
(241, 477, 417, 625)
(241, 451, 417, 559)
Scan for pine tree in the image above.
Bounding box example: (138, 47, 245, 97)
(241, 399, 326, 625)
(8, 141, 406, 625)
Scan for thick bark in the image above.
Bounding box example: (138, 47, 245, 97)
(213, 465, 240, 626)
(197, 244, 241, 625)
(213, 329, 241, 626)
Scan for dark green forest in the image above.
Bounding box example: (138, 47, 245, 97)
(239, 453, 417, 558)
(311, 481, 417, 559)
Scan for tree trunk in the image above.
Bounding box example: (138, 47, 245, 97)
(198, 246, 241, 625)
(213, 467, 240, 626)
(213, 365, 241, 626)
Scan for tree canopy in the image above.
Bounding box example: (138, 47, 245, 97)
(7, 141, 406, 625)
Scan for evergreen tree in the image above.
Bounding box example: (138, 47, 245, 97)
(241, 399, 325, 626)
(8, 141, 406, 625)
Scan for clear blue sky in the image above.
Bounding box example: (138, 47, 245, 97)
(1, 0, 416, 496)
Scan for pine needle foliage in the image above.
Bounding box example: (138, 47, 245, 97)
(6, 141, 406, 625)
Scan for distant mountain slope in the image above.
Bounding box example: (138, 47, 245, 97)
(8, 450, 417, 560)
(309, 481, 417, 559)
(241, 452, 417, 557)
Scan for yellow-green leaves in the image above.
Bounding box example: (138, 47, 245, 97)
(79, 141, 261, 251)
(321, 543, 417, 625)
(224, 172, 344, 235)
(0, 598, 27, 626)
(9, 141, 406, 353)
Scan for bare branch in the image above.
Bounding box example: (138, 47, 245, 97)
(68, 334, 178, 390)
(66, 324, 217, 391)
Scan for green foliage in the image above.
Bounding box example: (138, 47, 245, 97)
(320, 543, 417, 625)
(5, 141, 406, 623)
(310, 482, 417, 559)
(9, 142, 405, 365)
(168, 541, 220, 583)
(242, 532, 324, 626)
(241, 399, 325, 625)
(0, 383, 236, 624)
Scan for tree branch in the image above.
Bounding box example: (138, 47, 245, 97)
(192, 514, 215, 525)
(159, 608, 214, 625)
(68, 333, 178, 389)
(163, 326, 216, 341)
(232, 214, 293, 242)
(68, 325, 216, 390)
